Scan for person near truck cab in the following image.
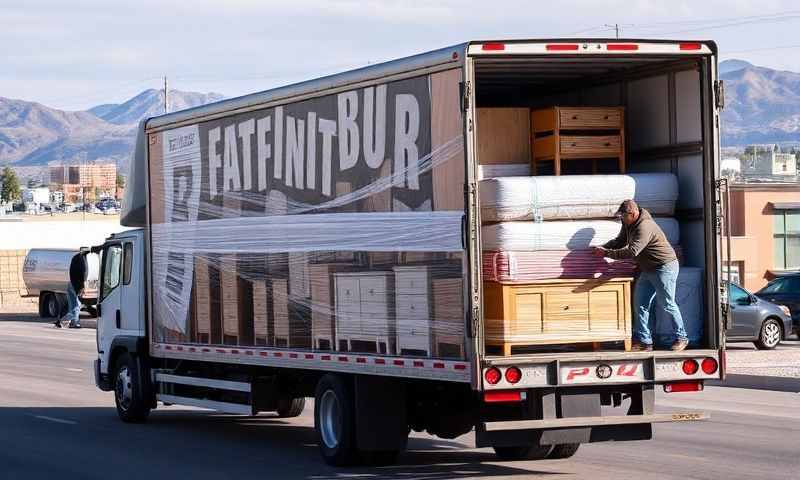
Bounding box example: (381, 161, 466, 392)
(55, 254, 86, 329)
(592, 199, 688, 352)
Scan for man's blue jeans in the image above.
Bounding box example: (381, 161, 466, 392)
(64, 284, 81, 326)
(633, 260, 687, 345)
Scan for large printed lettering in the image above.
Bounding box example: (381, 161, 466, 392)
(200, 79, 429, 202)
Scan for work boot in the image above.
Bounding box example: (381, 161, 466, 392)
(68, 323, 81, 329)
(54, 319, 62, 328)
(630, 342, 653, 352)
(670, 338, 689, 352)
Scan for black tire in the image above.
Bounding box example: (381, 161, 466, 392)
(361, 449, 400, 466)
(42, 293, 60, 319)
(113, 353, 151, 423)
(755, 318, 782, 350)
(548, 443, 580, 459)
(276, 397, 306, 418)
(493, 444, 552, 461)
(314, 374, 358, 466)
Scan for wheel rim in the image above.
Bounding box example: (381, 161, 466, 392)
(115, 366, 133, 412)
(46, 297, 58, 317)
(764, 322, 781, 347)
(319, 390, 341, 449)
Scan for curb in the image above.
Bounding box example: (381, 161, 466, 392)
(707, 374, 800, 393)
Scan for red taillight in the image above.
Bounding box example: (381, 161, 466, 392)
(484, 390, 524, 403)
(482, 42, 506, 51)
(701, 357, 718, 374)
(680, 42, 702, 51)
(505, 367, 522, 384)
(682, 359, 699, 375)
(484, 367, 502, 385)
(664, 381, 703, 393)
(607, 43, 639, 51)
(546, 44, 579, 51)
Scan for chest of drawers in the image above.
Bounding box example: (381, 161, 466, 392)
(483, 278, 632, 355)
(334, 271, 395, 354)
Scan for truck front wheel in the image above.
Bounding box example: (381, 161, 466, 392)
(314, 374, 357, 466)
(113, 353, 151, 423)
(493, 444, 552, 461)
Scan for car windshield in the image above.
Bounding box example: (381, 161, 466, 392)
(758, 277, 800, 294)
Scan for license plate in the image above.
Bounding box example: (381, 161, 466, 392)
(560, 360, 646, 385)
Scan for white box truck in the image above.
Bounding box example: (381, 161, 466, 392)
(93, 38, 730, 466)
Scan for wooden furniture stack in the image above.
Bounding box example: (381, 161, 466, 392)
(483, 278, 633, 356)
(531, 106, 625, 175)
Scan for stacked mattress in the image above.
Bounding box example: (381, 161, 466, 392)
(480, 173, 681, 284)
(480, 173, 679, 222)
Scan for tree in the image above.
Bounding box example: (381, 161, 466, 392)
(116, 173, 125, 189)
(0, 166, 22, 202)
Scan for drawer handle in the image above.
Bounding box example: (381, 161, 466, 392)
(571, 115, 578, 120)
(604, 142, 611, 147)
(345, 289, 350, 295)
(563, 305, 570, 310)
(369, 289, 374, 295)
(603, 115, 609, 120)
(571, 143, 577, 147)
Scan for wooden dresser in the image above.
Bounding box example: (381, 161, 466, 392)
(531, 106, 625, 175)
(334, 271, 395, 354)
(483, 278, 632, 355)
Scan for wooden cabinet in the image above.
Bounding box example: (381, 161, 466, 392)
(432, 277, 466, 359)
(334, 272, 395, 354)
(531, 106, 625, 175)
(483, 278, 632, 355)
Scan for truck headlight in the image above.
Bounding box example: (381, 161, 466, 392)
(779, 305, 791, 317)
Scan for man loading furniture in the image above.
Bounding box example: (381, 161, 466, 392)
(593, 199, 688, 352)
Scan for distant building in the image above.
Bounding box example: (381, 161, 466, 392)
(49, 163, 117, 202)
(22, 187, 50, 205)
(50, 190, 64, 204)
(728, 182, 800, 291)
(741, 144, 797, 177)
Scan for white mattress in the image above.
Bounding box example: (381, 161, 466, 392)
(480, 173, 679, 222)
(655, 267, 704, 345)
(481, 218, 680, 251)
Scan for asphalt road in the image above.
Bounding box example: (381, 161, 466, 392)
(1, 318, 799, 480)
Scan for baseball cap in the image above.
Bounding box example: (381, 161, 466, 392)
(615, 199, 638, 217)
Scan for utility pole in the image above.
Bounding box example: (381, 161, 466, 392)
(604, 23, 620, 39)
(164, 76, 169, 114)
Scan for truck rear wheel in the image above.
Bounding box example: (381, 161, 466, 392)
(493, 445, 552, 461)
(314, 374, 357, 466)
(548, 443, 580, 459)
(113, 353, 151, 423)
(276, 397, 305, 418)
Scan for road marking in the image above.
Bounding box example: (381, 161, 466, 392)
(65, 368, 84, 372)
(31, 415, 77, 425)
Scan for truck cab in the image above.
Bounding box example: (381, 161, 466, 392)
(93, 229, 146, 392)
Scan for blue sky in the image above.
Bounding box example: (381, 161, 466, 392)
(2, 0, 799, 111)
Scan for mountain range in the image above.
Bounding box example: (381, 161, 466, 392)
(0, 89, 223, 171)
(1, 58, 799, 172)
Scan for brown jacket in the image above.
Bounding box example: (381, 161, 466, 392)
(603, 208, 676, 271)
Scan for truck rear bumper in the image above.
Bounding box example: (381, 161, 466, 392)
(482, 411, 707, 431)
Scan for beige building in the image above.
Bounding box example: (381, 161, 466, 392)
(727, 182, 800, 292)
(50, 163, 118, 202)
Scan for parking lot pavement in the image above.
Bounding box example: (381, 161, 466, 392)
(725, 339, 800, 378)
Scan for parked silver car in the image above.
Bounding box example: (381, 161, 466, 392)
(727, 282, 793, 349)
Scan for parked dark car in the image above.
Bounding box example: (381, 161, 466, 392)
(727, 282, 793, 349)
(754, 274, 800, 338)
